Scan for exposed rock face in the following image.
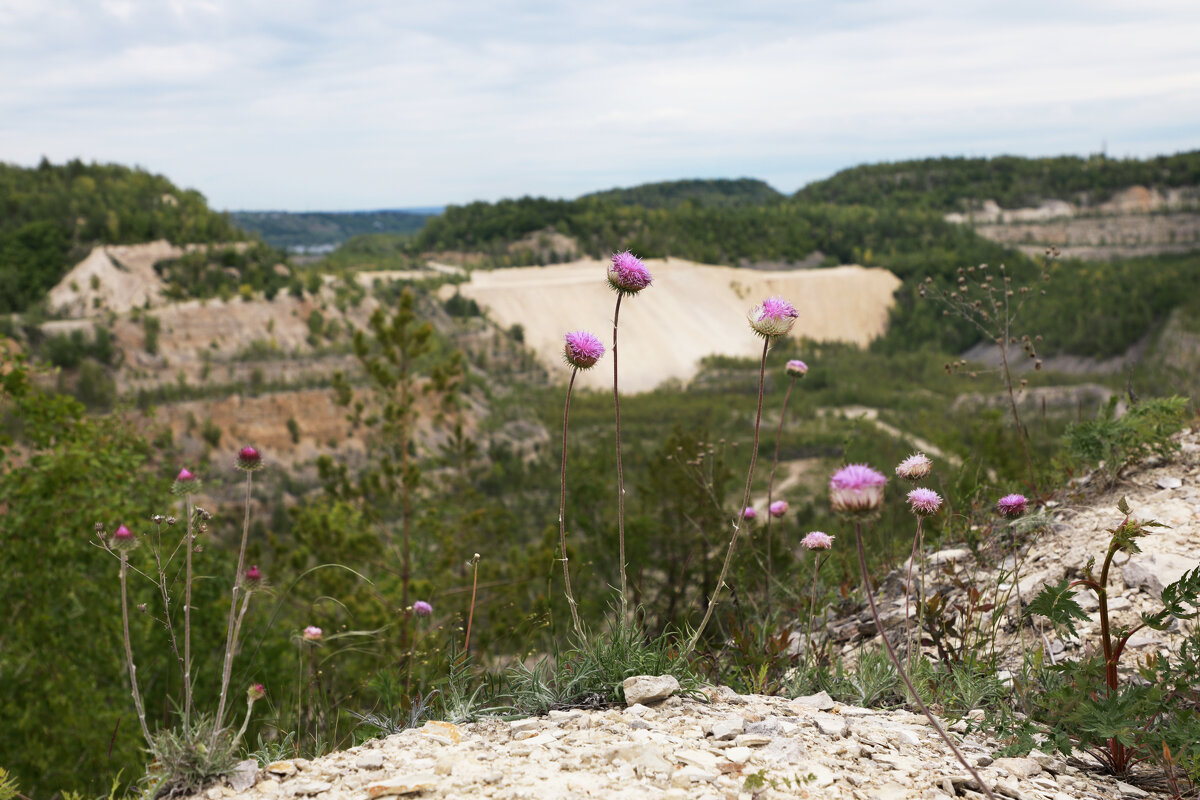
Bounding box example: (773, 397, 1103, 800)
(188, 691, 1148, 800)
(47, 240, 180, 316)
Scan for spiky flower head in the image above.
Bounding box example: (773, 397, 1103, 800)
(801, 531, 835, 550)
(171, 467, 200, 496)
(895, 453, 932, 482)
(236, 445, 264, 472)
(111, 523, 137, 551)
(785, 359, 808, 378)
(563, 331, 605, 370)
(747, 296, 799, 339)
(829, 463, 887, 516)
(302, 625, 323, 642)
(607, 250, 653, 295)
(245, 565, 262, 584)
(413, 600, 433, 617)
(906, 487, 943, 516)
(996, 493, 1029, 518)
(247, 683, 266, 702)
(741, 506, 757, 521)
(769, 500, 789, 518)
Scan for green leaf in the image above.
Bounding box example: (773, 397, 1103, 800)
(1026, 579, 1090, 639)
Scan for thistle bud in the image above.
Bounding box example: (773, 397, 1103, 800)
(236, 446, 264, 472)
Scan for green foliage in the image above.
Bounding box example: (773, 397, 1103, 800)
(231, 210, 433, 250)
(142, 314, 161, 355)
(1063, 396, 1189, 485)
(580, 178, 783, 209)
(1026, 580, 1090, 639)
(144, 715, 238, 798)
(794, 151, 1200, 211)
(0, 159, 245, 312)
(0, 767, 19, 800)
(157, 242, 291, 302)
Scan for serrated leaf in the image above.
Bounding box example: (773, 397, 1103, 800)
(1117, 496, 1130, 515)
(1026, 579, 1090, 639)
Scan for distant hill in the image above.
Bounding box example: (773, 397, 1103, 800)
(0, 159, 245, 314)
(231, 209, 437, 250)
(794, 151, 1200, 212)
(579, 178, 782, 209)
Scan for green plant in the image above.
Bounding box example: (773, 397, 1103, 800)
(1063, 396, 1188, 487)
(0, 767, 19, 800)
(142, 314, 160, 355)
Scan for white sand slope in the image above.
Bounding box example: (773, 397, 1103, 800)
(453, 257, 902, 392)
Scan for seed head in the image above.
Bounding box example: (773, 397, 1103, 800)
(747, 296, 799, 339)
(906, 487, 943, 516)
(607, 251, 653, 295)
(413, 600, 433, 617)
(563, 330, 605, 370)
(895, 453, 933, 482)
(829, 463, 886, 515)
(996, 493, 1029, 518)
(236, 446, 264, 471)
(801, 531, 835, 550)
(785, 359, 808, 378)
(769, 500, 789, 518)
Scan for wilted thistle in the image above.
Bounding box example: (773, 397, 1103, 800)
(559, 330, 605, 639)
(686, 295, 798, 655)
(835, 463, 998, 800)
(606, 252, 652, 622)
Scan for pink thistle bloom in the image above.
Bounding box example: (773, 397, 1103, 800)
(177, 468, 195, 482)
(302, 625, 323, 642)
(769, 500, 789, 518)
(801, 531, 835, 550)
(247, 683, 266, 702)
(563, 331, 605, 370)
(907, 487, 943, 516)
(245, 565, 262, 583)
(236, 446, 264, 471)
(171, 467, 200, 496)
(895, 453, 932, 482)
(112, 523, 137, 550)
(785, 359, 808, 378)
(607, 251, 653, 295)
(413, 600, 433, 617)
(996, 493, 1029, 518)
(747, 296, 799, 339)
(829, 463, 887, 515)
(742, 506, 757, 521)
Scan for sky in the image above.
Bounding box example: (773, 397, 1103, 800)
(2, 1, 1199, 212)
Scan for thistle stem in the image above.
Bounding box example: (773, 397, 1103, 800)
(903, 515, 924, 668)
(464, 554, 481, 654)
(183, 494, 194, 730)
(120, 554, 153, 745)
(212, 471, 255, 750)
(612, 293, 629, 622)
(763, 375, 797, 618)
(685, 337, 770, 656)
(804, 554, 825, 672)
(558, 368, 585, 639)
(854, 522, 998, 800)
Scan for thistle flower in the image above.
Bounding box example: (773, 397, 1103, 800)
(829, 463, 887, 515)
(247, 683, 266, 702)
(236, 446, 263, 471)
(769, 500, 789, 518)
(111, 523, 137, 551)
(747, 296, 799, 339)
(785, 359, 808, 377)
(171, 467, 200, 496)
(302, 625, 323, 642)
(907, 487, 943, 516)
(895, 453, 932, 482)
(742, 506, 757, 521)
(563, 331, 605, 370)
(245, 565, 262, 584)
(801, 531, 834, 550)
(996, 493, 1029, 518)
(413, 600, 433, 617)
(607, 250, 653, 295)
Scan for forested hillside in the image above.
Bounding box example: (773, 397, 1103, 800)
(0, 159, 246, 313)
(231, 209, 434, 250)
(792, 151, 1200, 211)
(579, 177, 783, 208)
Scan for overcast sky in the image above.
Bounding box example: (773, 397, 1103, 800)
(2, 1, 1198, 211)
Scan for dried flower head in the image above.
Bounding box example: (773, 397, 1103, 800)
(895, 453, 932, 482)
(742, 506, 757, 521)
(785, 359, 808, 377)
(906, 487, 943, 516)
(302, 625, 323, 642)
(996, 493, 1029, 518)
(413, 600, 433, 617)
(747, 296, 799, 339)
(769, 500, 789, 518)
(247, 683, 266, 702)
(236, 445, 263, 471)
(563, 330, 605, 370)
(607, 250, 653, 295)
(829, 463, 887, 515)
(801, 531, 835, 550)
(171, 467, 200, 496)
